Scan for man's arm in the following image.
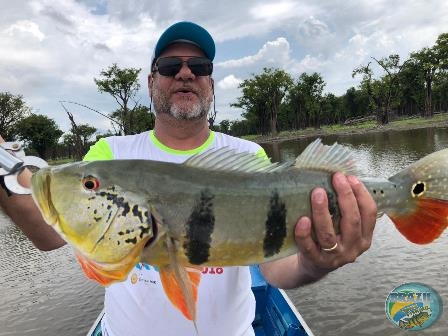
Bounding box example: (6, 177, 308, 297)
(0, 136, 65, 250)
(260, 172, 377, 289)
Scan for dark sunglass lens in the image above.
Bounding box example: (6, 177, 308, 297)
(188, 58, 213, 76)
(156, 57, 182, 76)
(156, 57, 213, 76)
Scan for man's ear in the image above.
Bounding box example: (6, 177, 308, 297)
(210, 77, 214, 90)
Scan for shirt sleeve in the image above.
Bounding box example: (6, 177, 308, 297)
(83, 138, 114, 161)
(255, 147, 269, 160)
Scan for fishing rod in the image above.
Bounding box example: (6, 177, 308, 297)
(58, 100, 124, 131)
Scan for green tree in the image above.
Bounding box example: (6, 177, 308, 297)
(320, 93, 342, 125)
(63, 124, 97, 159)
(299, 73, 325, 129)
(284, 80, 306, 129)
(410, 33, 448, 118)
(229, 119, 256, 137)
(16, 114, 63, 159)
(285, 73, 326, 129)
(341, 87, 370, 121)
(61, 133, 77, 158)
(233, 68, 293, 136)
(409, 48, 439, 117)
(110, 105, 155, 134)
(397, 59, 425, 116)
(352, 62, 378, 119)
(433, 71, 448, 112)
(370, 54, 410, 124)
(94, 63, 142, 134)
(0, 92, 31, 140)
(76, 124, 97, 147)
(218, 119, 231, 134)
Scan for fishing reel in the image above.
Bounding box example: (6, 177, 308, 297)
(0, 142, 48, 194)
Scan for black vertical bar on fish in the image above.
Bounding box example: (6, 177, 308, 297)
(263, 190, 287, 258)
(183, 189, 215, 265)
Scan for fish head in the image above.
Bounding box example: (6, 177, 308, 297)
(31, 161, 155, 284)
(417, 312, 430, 323)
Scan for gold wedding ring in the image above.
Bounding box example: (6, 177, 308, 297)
(321, 242, 338, 252)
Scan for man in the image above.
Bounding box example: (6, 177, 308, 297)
(0, 21, 377, 336)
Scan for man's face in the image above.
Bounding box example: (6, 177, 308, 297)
(150, 43, 213, 121)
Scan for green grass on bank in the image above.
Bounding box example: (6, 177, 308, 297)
(48, 157, 76, 165)
(244, 113, 448, 143)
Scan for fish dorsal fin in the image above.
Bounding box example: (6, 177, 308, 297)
(184, 147, 292, 173)
(294, 138, 358, 175)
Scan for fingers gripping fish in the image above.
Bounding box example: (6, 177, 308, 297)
(30, 139, 448, 323)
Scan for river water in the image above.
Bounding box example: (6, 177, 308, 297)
(1, 127, 447, 335)
(262, 127, 448, 336)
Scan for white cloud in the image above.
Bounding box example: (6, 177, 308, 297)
(217, 75, 243, 90)
(5, 20, 45, 41)
(218, 37, 291, 68)
(250, 1, 297, 20)
(0, 0, 447, 131)
(299, 16, 329, 38)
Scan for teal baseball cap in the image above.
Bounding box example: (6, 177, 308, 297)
(153, 21, 215, 63)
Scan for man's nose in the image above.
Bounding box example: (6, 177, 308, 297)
(175, 61, 195, 80)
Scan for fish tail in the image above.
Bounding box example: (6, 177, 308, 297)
(387, 148, 448, 244)
(389, 198, 448, 244)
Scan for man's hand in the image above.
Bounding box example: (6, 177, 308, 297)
(260, 172, 377, 289)
(294, 172, 377, 278)
(0, 134, 66, 250)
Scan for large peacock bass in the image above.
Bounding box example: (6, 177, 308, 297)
(30, 139, 448, 324)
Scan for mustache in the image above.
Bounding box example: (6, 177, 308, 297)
(173, 85, 199, 94)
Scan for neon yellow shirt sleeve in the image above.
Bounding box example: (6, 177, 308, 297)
(83, 138, 114, 161)
(256, 148, 269, 160)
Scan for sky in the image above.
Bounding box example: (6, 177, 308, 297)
(1, 0, 447, 134)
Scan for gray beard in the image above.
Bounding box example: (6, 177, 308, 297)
(152, 87, 212, 121)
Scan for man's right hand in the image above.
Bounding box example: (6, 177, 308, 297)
(0, 134, 66, 251)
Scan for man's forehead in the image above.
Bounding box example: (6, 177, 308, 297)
(159, 42, 206, 58)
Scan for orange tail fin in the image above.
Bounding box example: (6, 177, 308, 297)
(390, 198, 448, 244)
(159, 265, 202, 321)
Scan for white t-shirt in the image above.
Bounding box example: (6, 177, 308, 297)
(84, 130, 267, 336)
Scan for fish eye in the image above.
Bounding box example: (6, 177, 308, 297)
(82, 176, 100, 190)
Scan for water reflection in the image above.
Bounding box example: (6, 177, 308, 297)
(0, 213, 104, 336)
(263, 127, 448, 177)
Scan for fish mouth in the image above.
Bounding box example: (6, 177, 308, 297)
(31, 170, 59, 226)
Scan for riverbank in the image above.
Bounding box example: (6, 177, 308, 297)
(248, 113, 448, 144)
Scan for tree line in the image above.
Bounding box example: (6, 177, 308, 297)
(1, 32, 446, 159)
(0, 64, 155, 160)
(223, 32, 448, 136)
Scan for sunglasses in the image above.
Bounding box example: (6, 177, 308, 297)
(154, 56, 213, 77)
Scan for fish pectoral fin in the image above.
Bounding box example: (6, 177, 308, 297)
(159, 264, 202, 321)
(75, 250, 138, 286)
